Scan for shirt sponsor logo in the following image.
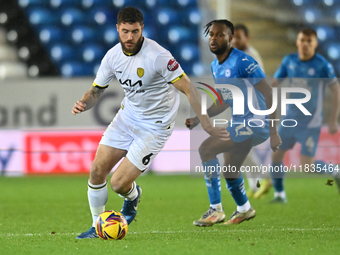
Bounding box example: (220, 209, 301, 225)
(167, 59, 179, 71)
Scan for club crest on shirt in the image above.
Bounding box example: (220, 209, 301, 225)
(308, 68, 315, 76)
(225, 69, 231, 78)
(137, 67, 144, 78)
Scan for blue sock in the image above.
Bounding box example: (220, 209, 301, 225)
(226, 173, 248, 206)
(202, 159, 221, 205)
(314, 160, 337, 176)
(270, 162, 285, 192)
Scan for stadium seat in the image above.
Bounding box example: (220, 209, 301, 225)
(49, 0, 81, 9)
(191, 62, 209, 77)
(112, 0, 142, 9)
(174, 0, 197, 8)
(39, 26, 64, 44)
(335, 9, 340, 22)
(27, 8, 58, 26)
(186, 8, 201, 26)
(166, 26, 195, 44)
(50, 43, 79, 63)
(60, 8, 87, 26)
(18, 0, 47, 9)
(156, 8, 180, 26)
(315, 26, 337, 42)
(327, 44, 340, 60)
(81, 44, 105, 63)
(71, 26, 96, 44)
(143, 27, 156, 40)
(61, 61, 92, 77)
(178, 44, 199, 62)
(142, 0, 157, 9)
(81, 0, 111, 9)
(303, 9, 321, 23)
(90, 8, 116, 26)
(101, 26, 119, 45)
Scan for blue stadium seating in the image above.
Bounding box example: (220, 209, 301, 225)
(315, 26, 337, 42)
(81, 44, 105, 63)
(49, 0, 81, 9)
(20, 0, 200, 76)
(81, 0, 111, 9)
(50, 43, 79, 62)
(27, 8, 58, 26)
(18, 0, 47, 9)
(61, 62, 93, 77)
(71, 26, 96, 44)
(101, 26, 119, 45)
(39, 26, 64, 44)
(90, 8, 116, 26)
(60, 8, 87, 26)
(327, 44, 340, 60)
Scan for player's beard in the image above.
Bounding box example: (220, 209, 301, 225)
(119, 34, 144, 55)
(210, 43, 228, 56)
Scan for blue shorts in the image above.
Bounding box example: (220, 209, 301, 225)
(227, 120, 270, 147)
(278, 125, 321, 157)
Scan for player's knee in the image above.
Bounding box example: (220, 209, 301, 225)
(199, 144, 212, 160)
(89, 163, 107, 184)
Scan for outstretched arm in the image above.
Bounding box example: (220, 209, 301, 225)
(71, 86, 106, 115)
(185, 91, 229, 129)
(172, 75, 230, 141)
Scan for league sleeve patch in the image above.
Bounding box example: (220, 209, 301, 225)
(245, 62, 259, 74)
(167, 58, 179, 71)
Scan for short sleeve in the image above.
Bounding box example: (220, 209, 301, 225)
(93, 52, 115, 88)
(274, 56, 289, 79)
(154, 51, 185, 83)
(324, 62, 337, 87)
(238, 56, 265, 86)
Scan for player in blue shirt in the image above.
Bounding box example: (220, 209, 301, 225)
(270, 28, 340, 203)
(186, 19, 281, 226)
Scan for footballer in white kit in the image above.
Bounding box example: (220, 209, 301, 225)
(72, 7, 229, 239)
(95, 36, 185, 171)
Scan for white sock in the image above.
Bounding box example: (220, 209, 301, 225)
(210, 203, 223, 212)
(237, 200, 251, 213)
(119, 181, 138, 201)
(88, 181, 108, 227)
(274, 191, 286, 199)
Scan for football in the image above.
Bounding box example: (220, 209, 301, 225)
(95, 210, 128, 240)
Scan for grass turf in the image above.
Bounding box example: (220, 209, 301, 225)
(0, 173, 339, 255)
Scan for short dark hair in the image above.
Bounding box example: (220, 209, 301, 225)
(117, 7, 143, 25)
(299, 28, 317, 37)
(234, 24, 249, 37)
(204, 19, 234, 36)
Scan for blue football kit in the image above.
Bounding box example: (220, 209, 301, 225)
(212, 47, 269, 146)
(274, 53, 336, 156)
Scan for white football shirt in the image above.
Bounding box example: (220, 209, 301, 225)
(94, 37, 185, 129)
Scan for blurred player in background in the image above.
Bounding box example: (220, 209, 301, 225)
(270, 28, 340, 203)
(186, 19, 281, 227)
(72, 7, 228, 239)
(231, 23, 272, 199)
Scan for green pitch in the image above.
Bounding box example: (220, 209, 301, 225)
(0, 173, 339, 255)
